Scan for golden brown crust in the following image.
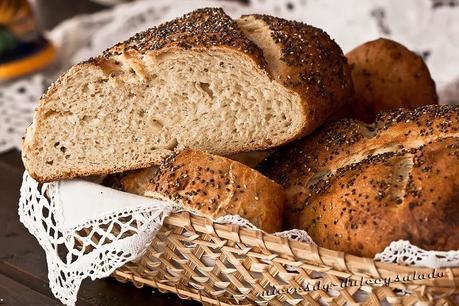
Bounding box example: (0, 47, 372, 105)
(258, 105, 459, 257)
(239, 14, 354, 136)
(345, 38, 438, 122)
(117, 149, 286, 233)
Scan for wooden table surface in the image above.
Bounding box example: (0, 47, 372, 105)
(0, 149, 198, 305)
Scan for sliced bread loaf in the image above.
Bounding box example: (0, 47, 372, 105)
(22, 8, 353, 182)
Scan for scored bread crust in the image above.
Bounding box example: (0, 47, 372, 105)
(113, 149, 286, 233)
(258, 105, 459, 257)
(237, 14, 354, 137)
(22, 8, 353, 183)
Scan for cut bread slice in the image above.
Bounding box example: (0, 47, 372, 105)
(22, 8, 353, 182)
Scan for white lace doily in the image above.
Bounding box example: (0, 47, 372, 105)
(18, 172, 175, 305)
(375, 240, 459, 268)
(1, 0, 459, 153)
(18, 171, 459, 305)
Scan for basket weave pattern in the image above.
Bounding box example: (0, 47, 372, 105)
(114, 211, 459, 305)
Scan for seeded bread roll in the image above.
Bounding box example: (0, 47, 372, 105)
(258, 105, 459, 257)
(22, 8, 353, 183)
(345, 38, 438, 122)
(114, 149, 286, 233)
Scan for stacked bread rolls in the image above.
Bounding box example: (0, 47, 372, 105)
(259, 105, 459, 256)
(22, 8, 458, 257)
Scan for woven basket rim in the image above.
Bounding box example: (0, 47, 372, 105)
(163, 211, 459, 285)
(113, 210, 458, 305)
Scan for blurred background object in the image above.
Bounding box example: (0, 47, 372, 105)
(0, 0, 56, 80)
(89, 0, 134, 7)
(33, 0, 108, 30)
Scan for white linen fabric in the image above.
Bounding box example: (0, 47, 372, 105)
(1, 0, 459, 153)
(19, 172, 459, 305)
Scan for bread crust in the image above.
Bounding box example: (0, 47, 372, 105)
(258, 105, 459, 257)
(117, 149, 286, 233)
(238, 14, 354, 137)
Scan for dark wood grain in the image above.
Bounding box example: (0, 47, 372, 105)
(0, 274, 59, 306)
(0, 149, 198, 305)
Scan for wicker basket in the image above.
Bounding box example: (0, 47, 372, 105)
(113, 211, 459, 305)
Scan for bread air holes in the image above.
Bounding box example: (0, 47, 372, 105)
(198, 82, 214, 99)
(54, 141, 68, 155)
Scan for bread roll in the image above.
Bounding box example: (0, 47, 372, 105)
(114, 149, 286, 233)
(259, 105, 459, 257)
(345, 38, 438, 122)
(22, 8, 353, 183)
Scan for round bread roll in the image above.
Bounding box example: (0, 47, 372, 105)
(258, 105, 459, 257)
(345, 38, 438, 122)
(115, 149, 286, 233)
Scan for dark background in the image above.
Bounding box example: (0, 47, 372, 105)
(34, 0, 108, 30)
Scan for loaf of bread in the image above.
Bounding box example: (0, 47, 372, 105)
(259, 105, 459, 257)
(22, 8, 353, 183)
(111, 149, 286, 233)
(344, 38, 438, 122)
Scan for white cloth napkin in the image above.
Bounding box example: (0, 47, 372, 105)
(56, 179, 167, 231)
